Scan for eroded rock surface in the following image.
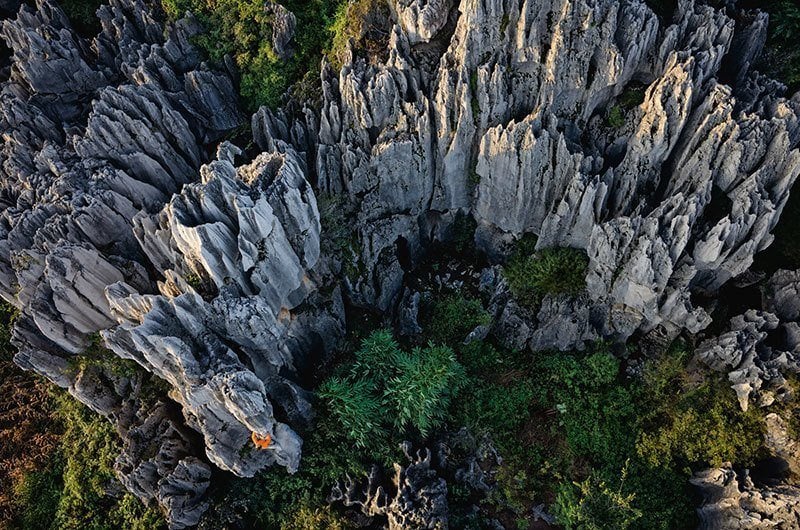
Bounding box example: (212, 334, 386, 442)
(4, 0, 800, 526)
(692, 466, 800, 530)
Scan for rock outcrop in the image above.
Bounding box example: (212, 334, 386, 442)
(692, 466, 800, 530)
(4, 0, 800, 526)
(329, 442, 449, 530)
(310, 0, 800, 354)
(0, 0, 341, 525)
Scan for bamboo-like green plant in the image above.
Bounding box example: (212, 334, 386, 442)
(383, 344, 466, 437)
(349, 329, 403, 384)
(317, 376, 387, 448)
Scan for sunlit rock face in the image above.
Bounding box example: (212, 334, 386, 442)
(103, 143, 342, 477)
(310, 0, 800, 349)
(3, 0, 800, 526)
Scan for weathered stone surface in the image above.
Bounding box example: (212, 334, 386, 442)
(5, 0, 800, 525)
(695, 310, 800, 411)
(266, 2, 296, 60)
(104, 143, 342, 477)
(395, 0, 452, 44)
(692, 466, 800, 530)
(0, 0, 339, 525)
(330, 442, 449, 529)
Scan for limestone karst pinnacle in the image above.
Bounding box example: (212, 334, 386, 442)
(2, 0, 800, 527)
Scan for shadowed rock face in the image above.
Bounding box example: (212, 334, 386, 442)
(3, 0, 800, 526)
(0, 0, 341, 526)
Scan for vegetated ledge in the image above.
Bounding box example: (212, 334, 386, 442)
(1, 0, 800, 528)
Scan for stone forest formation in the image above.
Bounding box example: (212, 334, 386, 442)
(2, 0, 800, 528)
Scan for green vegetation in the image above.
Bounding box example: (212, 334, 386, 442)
(328, 0, 390, 70)
(10, 393, 164, 530)
(756, 0, 800, 92)
(445, 326, 760, 529)
(68, 333, 139, 378)
(503, 242, 589, 310)
(161, 0, 343, 109)
(425, 293, 491, 345)
(60, 0, 104, 37)
(320, 330, 466, 443)
(554, 468, 642, 530)
(606, 105, 625, 128)
(159, 0, 392, 109)
(636, 350, 764, 469)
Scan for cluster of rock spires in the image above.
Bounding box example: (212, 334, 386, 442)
(3, 0, 800, 527)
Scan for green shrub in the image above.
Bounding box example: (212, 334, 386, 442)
(317, 376, 387, 448)
(319, 330, 466, 441)
(636, 379, 764, 469)
(349, 329, 403, 383)
(425, 293, 491, 346)
(618, 83, 647, 109)
(503, 246, 589, 310)
(537, 348, 638, 468)
(554, 469, 642, 530)
(384, 344, 466, 436)
(162, 0, 344, 110)
(606, 105, 625, 128)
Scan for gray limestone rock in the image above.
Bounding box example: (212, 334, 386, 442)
(692, 466, 800, 530)
(329, 442, 449, 529)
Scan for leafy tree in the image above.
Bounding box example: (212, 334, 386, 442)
(162, 0, 344, 109)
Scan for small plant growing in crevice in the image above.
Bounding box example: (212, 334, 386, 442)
(503, 245, 589, 311)
(605, 105, 625, 128)
(68, 333, 139, 378)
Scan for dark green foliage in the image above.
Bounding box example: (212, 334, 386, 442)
(60, 0, 103, 37)
(759, 0, 800, 91)
(618, 83, 647, 109)
(162, 0, 344, 110)
(349, 329, 403, 383)
(539, 349, 638, 467)
(328, 0, 391, 70)
(199, 415, 358, 529)
(384, 344, 466, 436)
(606, 105, 625, 128)
(319, 330, 466, 444)
(503, 245, 589, 310)
(425, 293, 491, 346)
(317, 376, 387, 448)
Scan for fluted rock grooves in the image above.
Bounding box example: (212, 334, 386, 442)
(2, 0, 800, 527)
